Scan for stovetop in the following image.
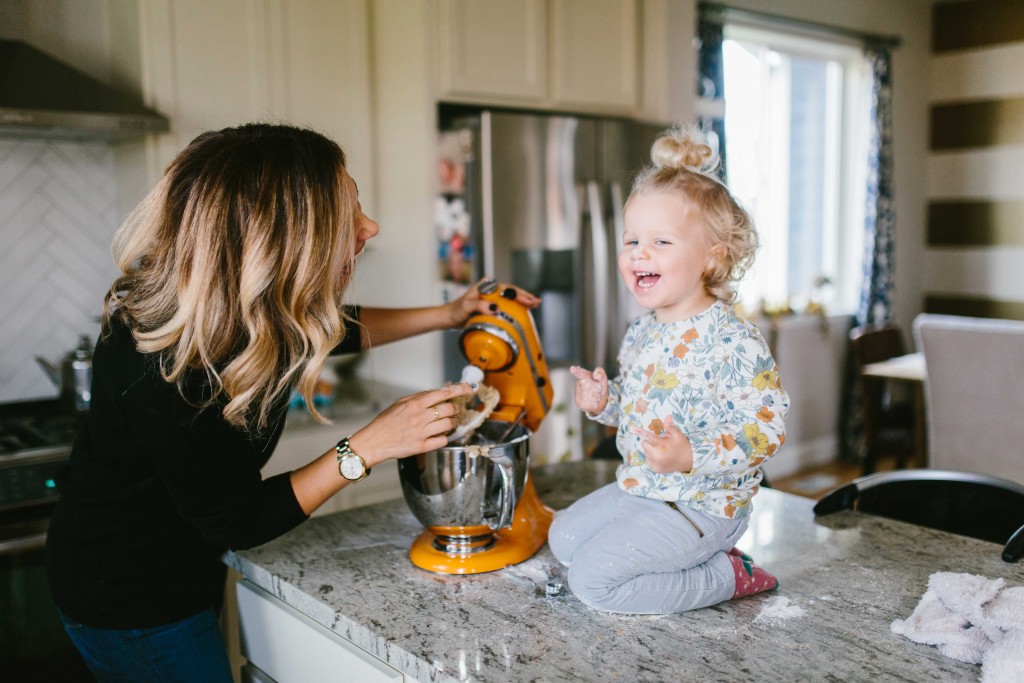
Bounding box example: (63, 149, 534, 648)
(0, 400, 83, 512)
(0, 400, 84, 457)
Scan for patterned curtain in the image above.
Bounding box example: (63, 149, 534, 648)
(858, 46, 895, 326)
(841, 44, 896, 461)
(698, 15, 727, 181)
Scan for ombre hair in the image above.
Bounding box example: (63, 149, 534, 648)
(105, 123, 357, 430)
(630, 125, 757, 303)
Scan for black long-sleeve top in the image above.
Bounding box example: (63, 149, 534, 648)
(46, 308, 363, 628)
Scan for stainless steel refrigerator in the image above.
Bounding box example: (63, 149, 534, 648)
(437, 108, 665, 462)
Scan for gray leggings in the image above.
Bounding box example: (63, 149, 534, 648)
(547, 482, 748, 614)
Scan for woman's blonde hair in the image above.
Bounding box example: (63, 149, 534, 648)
(630, 124, 757, 303)
(105, 123, 357, 430)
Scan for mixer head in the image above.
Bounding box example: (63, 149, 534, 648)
(458, 280, 553, 432)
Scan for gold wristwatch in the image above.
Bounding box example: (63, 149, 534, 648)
(336, 437, 370, 482)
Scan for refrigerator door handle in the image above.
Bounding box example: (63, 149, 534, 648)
(586, 180, 610, 370)
(608, 180, 628, 371)
(609, 181, 626, 248)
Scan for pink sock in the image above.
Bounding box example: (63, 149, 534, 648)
(728, 553, 778, 599)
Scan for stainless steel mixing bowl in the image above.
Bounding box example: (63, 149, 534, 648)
(398, 421, 530, 535)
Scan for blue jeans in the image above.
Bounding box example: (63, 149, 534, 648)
(548, 482, 749, 614)
(58, 608, 233, 683)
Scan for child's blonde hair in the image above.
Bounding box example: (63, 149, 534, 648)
(630, 125, 757, 303)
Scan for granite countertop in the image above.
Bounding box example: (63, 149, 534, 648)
(226, 461, 1024, 682)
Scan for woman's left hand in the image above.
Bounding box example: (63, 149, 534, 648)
(447, 278, 540, 328)
(633, 416, 695, 474)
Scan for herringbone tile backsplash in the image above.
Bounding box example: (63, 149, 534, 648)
(0, 138, 119, 404)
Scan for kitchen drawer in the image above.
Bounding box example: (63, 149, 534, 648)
(236, 580, 404, 683)
(240, 663, 274, 683)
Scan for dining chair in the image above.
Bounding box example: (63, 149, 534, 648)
(913, 314, 1024, 484)
(848, 323, 916, 475)
(814, 468, 1024, 562)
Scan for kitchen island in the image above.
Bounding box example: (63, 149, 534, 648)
(226, 460, 1023, 682)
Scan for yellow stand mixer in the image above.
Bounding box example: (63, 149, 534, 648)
(398, 279, 555, 574)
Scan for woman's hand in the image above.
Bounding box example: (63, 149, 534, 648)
(633, 416, 694, 474)
(291, 383, 477, 516)
(570, 365, 609, 415)
(347, 383, 475, 466)
(445, 278, 540, 328)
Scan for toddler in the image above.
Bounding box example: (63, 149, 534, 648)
(548, 125, 789, 614)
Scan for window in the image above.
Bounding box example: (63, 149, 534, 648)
(722, 25, 871, 315)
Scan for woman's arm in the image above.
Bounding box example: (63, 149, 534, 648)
(357, 305, 461, 347)
(356, 280, 539, 347)
(289, 382, 473, 515)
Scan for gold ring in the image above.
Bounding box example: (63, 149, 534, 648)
(433, 406, 441, 421)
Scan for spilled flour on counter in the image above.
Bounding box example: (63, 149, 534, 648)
(753, 596, 805, 625)
(504, 557, 552, 585)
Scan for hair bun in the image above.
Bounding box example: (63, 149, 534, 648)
(650, 125, 719, 175)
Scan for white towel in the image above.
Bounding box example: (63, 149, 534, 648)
(891, 572, 1024, 683)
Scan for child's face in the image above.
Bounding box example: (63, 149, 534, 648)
(619, 190, 721, 323)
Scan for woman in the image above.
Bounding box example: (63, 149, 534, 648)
(45, 123, 537, 683)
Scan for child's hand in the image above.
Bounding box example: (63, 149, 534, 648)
(633, 416, 694, 474)
(570, 365, 609, 414)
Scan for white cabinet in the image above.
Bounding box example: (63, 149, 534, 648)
(438, 0, 548, 102)
(437, 0, 640, 115)
(550, 0, 639, 111)
(236, 580, 405, 682)
(750, 313, 853, 481)
(135, 0, 376, 212)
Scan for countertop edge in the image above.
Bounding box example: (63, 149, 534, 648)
(225, 537, 454, 683)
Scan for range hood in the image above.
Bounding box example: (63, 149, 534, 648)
(0, 39, 169, 141)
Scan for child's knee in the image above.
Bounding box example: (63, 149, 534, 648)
(565, 557, 618, 611)
(546, 515, 575, 566)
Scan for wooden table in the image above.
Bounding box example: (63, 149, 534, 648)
(227, 460, 1023, 682)
(862, 352, 927, 382)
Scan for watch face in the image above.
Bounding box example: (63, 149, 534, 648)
(340, 454, 365, 480)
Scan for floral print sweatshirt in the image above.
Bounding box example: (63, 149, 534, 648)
(589, 301, 788, 519)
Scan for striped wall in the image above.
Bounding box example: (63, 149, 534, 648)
(926, 0, 1024, 320)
